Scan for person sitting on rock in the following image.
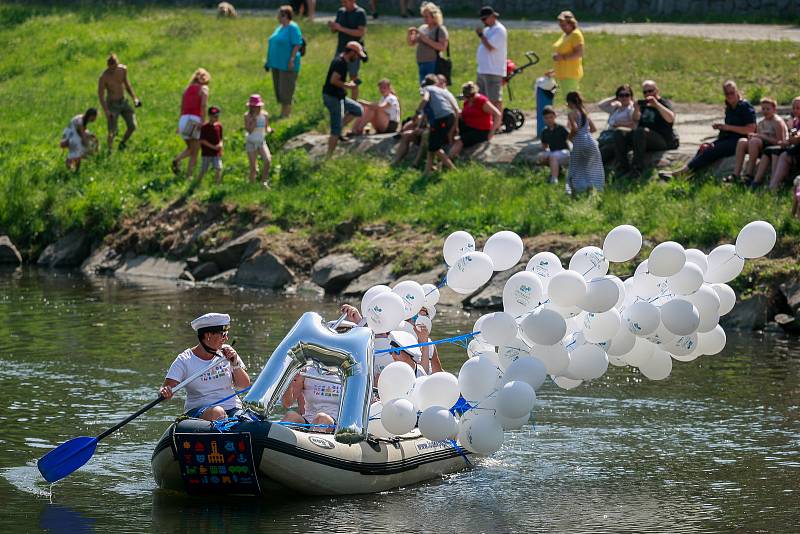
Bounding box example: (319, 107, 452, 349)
(597, 84, 636, 166)
(729, 97, 787, 186)
(448, 81, 501, 160)
(613, 80, 678, 177)
(661, 80, 755, 181)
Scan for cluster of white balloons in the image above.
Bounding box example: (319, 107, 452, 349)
(367, 221, 776, 458)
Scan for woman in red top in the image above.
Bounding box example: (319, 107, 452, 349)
(172, 68, 210, 179)
(448, 81, 501, 159)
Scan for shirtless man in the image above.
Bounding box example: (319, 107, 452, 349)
(98, 53, 141, 151)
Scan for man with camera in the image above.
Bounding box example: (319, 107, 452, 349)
(612, 80, 678, 176)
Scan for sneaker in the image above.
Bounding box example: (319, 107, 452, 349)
(657, 171, 672, 181)
(565, 183, 573, 195)
(548, 175, 558, 184)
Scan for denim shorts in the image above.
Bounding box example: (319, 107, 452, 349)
(323, 93, 363, 136)
(417, 61, 437, 83)
(185, 406, 243, 419)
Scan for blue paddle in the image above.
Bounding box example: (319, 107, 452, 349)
(37, 355, 225, 483)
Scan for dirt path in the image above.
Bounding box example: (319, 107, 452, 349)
(306, 12, 800, 42)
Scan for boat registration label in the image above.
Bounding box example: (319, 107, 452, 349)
(175, 432, 261, 495)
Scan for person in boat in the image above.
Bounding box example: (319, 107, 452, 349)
(414, 305, 443, 375)
(159, 313, 250, 421)
(280, 318, 358, 430)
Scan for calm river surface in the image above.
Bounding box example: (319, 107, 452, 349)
(0, 268, 798, 533)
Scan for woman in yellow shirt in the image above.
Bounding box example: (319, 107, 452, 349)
(551, 11, 584, 104)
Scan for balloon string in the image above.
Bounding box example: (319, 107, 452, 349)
(375, 331, 479, 354)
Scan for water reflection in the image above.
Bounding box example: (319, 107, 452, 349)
(0, 268, 799, 532)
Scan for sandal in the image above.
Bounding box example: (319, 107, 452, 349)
(722, 174, 739, 183)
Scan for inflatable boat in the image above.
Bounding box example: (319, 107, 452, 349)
(151, 312, 473, 496)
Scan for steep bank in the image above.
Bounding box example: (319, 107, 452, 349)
(5, 199, 799, 334)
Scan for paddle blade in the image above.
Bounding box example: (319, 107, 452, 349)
(37, 436, 98, 483)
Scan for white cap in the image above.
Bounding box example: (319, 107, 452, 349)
(396, 320, 417, 337)
(190, 312, 230, 331)
(388, 330, 422, 362)
(421, 304, 437, 321)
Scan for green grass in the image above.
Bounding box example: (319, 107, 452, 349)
(1, 5, 798, 256)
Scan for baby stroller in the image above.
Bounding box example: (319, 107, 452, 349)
(501, 51, 540, 133)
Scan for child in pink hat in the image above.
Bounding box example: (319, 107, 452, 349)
(243, 93, 273, 186)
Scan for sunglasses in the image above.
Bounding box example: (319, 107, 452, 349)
(617, 93, 631, 98)
(643, 88, 656, 94)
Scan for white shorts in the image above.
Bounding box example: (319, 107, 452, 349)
(245, 139, 270, 155)
(62, 128, 85, 159)
(538, 149, 570, 165)
(178, 114, 202, 140)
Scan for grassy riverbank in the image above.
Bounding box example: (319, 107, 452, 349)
(1, 5, 799, 257)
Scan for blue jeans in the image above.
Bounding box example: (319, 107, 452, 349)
(323, 93, 363, 136)
(417, 61, 437, 83)
(688, 136, 739, 171)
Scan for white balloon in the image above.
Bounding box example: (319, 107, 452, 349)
(531, 343, 570, 375)
(497, 338, 532, 372)
(447, 251, 494, 292)
(712, 283, 736, 316)
(622, 301, 661, 336)
(645, 321, 678, 346)
(705, 244, 745, 284)
(567, 344, 609, 380)
(606, 324, 636, 356)
(421, 283, 440, 308)
(472, 315, 489, 344)
(698, 325, 726, 355)
(623, 337, 655, 367)
(459, 414, 504, 455)
(520, 308, 567, 346)
(548, 270, 588, 307)
(685, 248, 709, 274)
(365, 292, 407, 334)
(496, 381, 536, 419)
(526, 251, 563, 291)
(381, 398, 417, 435)
(608, 354, 628, 366)
(603, 224, 643, 262)
(498, 412, 531, 430)
(479, 312, 519, 346)
(735, 220, 776, 259)
(552, 375, 582, 390)
(409, 375, 428, 408)
(377, 361, 417, 402)
(361, 284, 391, 318)
(503, 356, 547, 391)
(648, 241, 686, 277)
(467, 338, 495, 357)
(544, 301, 582, 319)
(458, 356, 500, 401)
(583, 308, 622, 343)
(569, 246, 609, 280)
(579, 275, 621, 313)
(392, 280, 426, 319)
(367, 402, 394, 438)
(611, 276, 627, 308)
(416, 372, 460, 411)
(484, 230, 524, 271)
(638, 347, 673, 380)
(667, 262, 705, 295)
(671, 352, 700, 363)
(502, 271, 544, 316)
(418, 406, 458, 441)
(443, 231, 476, 266)
(685, 285, 721, 333)
(632, 261, 668, 299)
(666, 333, 699, 357)
(660, 298, 701, 336)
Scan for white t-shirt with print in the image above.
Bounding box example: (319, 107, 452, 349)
(165, 348, 241, 412)
(302, 367, 342, 421)
(476, 21, 508, 76)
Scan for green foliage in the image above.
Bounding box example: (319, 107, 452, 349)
(1, 5, 798, 254)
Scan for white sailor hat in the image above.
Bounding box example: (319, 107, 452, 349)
(190, 312, 231, 332)
(388, 330, 422, 362)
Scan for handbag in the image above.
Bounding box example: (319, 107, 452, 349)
(433, 26, 452, 85)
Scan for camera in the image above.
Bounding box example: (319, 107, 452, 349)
(637, 99, 649, 109)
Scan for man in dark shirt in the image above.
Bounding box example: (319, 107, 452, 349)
(661, 80, 756, 180)
(328, 0, 367, 98)
(323, 41, 365, 157)
(613, 80, 678, 176)
(537, 106, 571, 184)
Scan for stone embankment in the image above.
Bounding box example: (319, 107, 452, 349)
(2, 201, 799, 334)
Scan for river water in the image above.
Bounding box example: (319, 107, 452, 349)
(0, 268, 798, 532)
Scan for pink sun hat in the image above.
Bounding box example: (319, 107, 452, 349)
(246, 94, 264, 107)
